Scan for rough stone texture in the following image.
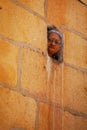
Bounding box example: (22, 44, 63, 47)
(21, 49, 63, 105)
(0, 0, 46, 52)
(19, 0, 45, 16)
(0, 85, 37, 130)
(46, 58, 63, 104)
(0, 0, 87, 129)
(47, 0, 87, 129)
(63, 65, 87, 113)
(63, 111, 87, 130)
(47, 0, 66, 28)
(47, 0, 87, 36)
(21, 48, 47, 98)
(64, 30, 87, 69)
(0, 39, 19, 87)
(65, 0, 87, 36)
(38, 102, 62, 130)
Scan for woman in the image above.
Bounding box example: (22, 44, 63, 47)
(47, 25, 63, 63)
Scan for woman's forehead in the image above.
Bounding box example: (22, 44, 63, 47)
(49, 32, 61, 39)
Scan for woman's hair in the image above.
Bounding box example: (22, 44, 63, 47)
(47, 25, 63, 44)
(47, 25, 63, 63)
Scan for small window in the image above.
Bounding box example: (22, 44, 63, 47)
(47, 25, 63, 63)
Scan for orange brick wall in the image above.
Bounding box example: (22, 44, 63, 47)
(0, 0, 87, 130)
(47, 0, 87, 130)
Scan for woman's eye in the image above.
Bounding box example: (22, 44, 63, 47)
(48, 38, 52, 43)
(55, 41, 58, 44)
(56, 41, 61, 44)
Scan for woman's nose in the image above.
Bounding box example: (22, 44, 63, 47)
(51, 41, 55, 45)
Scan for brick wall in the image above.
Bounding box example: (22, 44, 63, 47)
(47, 0, 87, 130)
(0, 0, 87, 130)
(0, 0, 47, 130)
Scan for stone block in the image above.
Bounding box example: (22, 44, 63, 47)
(63, 111, 87, 130)
(19, 0, 45, 16)
(64, 30, 87, 69)
(47, 0, 87, 35)
(38, 102, 62, 130)
(21, 49, 63, 104)
(0, 39, 19, 87)
(0, 0, 47, 52)
(65, 0, 87, 35)
(63, 65, 87, 113)
(0, 85, 37, 130)
(47, 0, 66, 27)
(21, 48, 47, 98)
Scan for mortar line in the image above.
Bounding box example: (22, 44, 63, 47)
(64, 62, 87, 73)
(0, 81, 87, 119)
(36, 92, 87, 119)
(0, 34, 45, 56)
(39, 99, 87, 120)
(0, 82, 38, 102)
(61, 24, 87, 41)
(61, 34, 65, 130)
(0, 81, 64, 109)
(0, 82, 18, 91)
(64, 106, 87, 119)
(35, 102, 40, 130)
(12, 0, 47, 22)
(17, 46, 23, 91)
(0, 34, 23, 47)
(52, 70, 56, 130)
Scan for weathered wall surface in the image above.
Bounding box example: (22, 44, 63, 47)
(47, 0, 87, 130)
(0, 0, 87, 130)
(0, 0, 47, 130)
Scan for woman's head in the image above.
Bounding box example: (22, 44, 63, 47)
(47, 25, 62, 39)
(48, 32, 61, 57)
(47, 25, 63, 62)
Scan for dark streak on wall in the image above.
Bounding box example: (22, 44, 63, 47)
(78, 0, 87, 6)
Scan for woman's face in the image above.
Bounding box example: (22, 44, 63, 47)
(48, 32, 61, 57)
